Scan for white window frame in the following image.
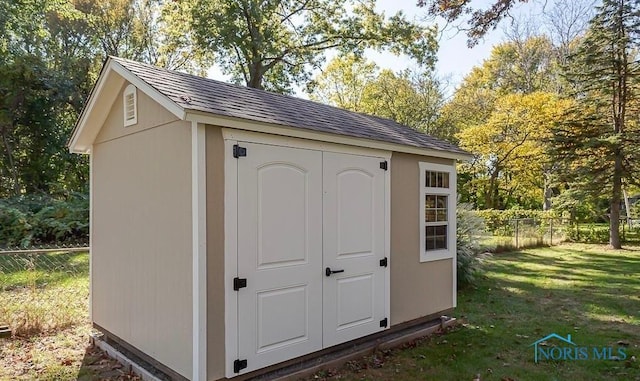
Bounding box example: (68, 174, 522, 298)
(123, 84, 138, 126)
(419, 162, 456, 262)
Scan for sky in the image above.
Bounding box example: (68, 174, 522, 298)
(207, 0, 547, 96)
(371, 0, 552, 93)
(371, 0, 505, 91)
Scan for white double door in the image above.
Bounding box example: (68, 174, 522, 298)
(235, 142, 387, 374)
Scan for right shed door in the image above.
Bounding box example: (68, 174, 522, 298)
(322, 152, 387, 348)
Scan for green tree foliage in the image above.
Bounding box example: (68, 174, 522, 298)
(444, 36, 564, 209)
(0, 194, 88, 248)
(551, 0, 640, 248)
(308, 54, 452, 140)
(0, 0, 210, 199)
(0, 56, 69, 195)
(192, 0, 438, 93)
(360, 69, 451, 139)
(441, 36, 559, 137)
(0, 1, 91, 197)
(77, 0, 211, 74)
(457, 92, 571, 209)
(308, 54, 378, 111)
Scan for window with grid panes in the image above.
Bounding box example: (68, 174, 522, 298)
(419, 163, 456, 262)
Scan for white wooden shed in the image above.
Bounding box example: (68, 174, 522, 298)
(69, 57, 472, 381)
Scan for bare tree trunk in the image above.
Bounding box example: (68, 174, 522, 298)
(486, 168, 499, 209)
(248, 69, 264, 89)
(610, 153, 623, 249)
(543, 174, 553, 211)
(248, 62, 265, 90)
(1, 125, 20, 196)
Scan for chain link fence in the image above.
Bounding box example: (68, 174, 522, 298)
(481, 218, 568, 252)
(0, 247, 89, 337)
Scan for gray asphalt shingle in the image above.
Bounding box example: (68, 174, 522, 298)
(112, 57, 468, 156)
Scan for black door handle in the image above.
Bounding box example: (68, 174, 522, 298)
(325, 267, 345, 277)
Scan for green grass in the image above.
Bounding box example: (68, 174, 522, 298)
(568, 223, 640, 244)
(0, 251, 89, 290)
(312, 244, 640, 380)
(0, 251, 97, 380)
(0, 252, 89, 336)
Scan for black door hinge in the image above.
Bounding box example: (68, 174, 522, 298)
(380, 161, 388, 170)
(379, 257, 388, 267)
(233, 144, 247, 158)
(233, 277, 247, 291)
(234, 359, 247, 373)
(380, 318, 388, 328)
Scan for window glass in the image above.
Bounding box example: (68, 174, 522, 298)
(425, 194, 448, 251)
(419, 163, 454, 261)
(425, 171, 450, 188)
(425, 225, 447, 251)
(425, 195, 448, 222)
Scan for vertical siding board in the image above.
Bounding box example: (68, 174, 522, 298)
(390, 153, 455, 325)
(206, 126, 226, 380)
(92, 82, 193, 378)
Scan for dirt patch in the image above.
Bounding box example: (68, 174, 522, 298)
(0, 324, 141, 380)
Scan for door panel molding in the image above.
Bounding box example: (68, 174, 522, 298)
(224, 138, 391, 377)
(236, 143, 323, 375)
(322, 152, 388, 348)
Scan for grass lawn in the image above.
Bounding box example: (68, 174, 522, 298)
(2, 245, 638, 380)
(0, 251, 139, 380)
(309, 243, 640, 380)
(0, 251, 90, 336)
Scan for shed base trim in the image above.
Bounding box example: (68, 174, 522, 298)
(93, 323, 189, 381)
(218, 309, 456, 381)
(94, 311, 456, 381)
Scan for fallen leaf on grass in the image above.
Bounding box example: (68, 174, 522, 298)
(111, 362, 123, 370)
(61, 358, 73, 366)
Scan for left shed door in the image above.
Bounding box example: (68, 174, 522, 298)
(236, 142, 323, 374)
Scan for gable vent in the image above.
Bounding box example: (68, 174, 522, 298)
(123, 84, 138, 126)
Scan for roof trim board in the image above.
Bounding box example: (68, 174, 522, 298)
(70, 57, 472, 161)
(69, 60, 186, 153)
(69, 62, 123, 153)
(188, 112, 469, 161)
(111, 61, 186, 120)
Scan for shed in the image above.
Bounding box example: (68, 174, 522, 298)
(69, 57, 472, 381)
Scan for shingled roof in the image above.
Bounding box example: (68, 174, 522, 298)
(108, 57, 468, 156)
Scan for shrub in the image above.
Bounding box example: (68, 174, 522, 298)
(0, 204, 33, 247)
(631, 200, 640, 220)
(474, 209, 556, 233)
(0, 194, 88, 248)
(566, 223, 612, 244)
(457, 203, 491, 287)
(32, 195, 89, 244)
